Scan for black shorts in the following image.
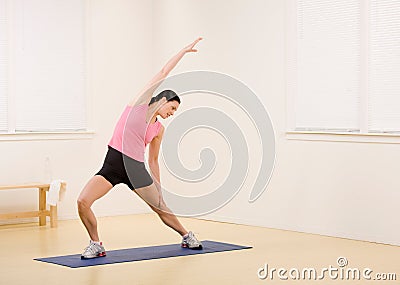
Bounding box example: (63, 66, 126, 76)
(95, 146, 153, 189)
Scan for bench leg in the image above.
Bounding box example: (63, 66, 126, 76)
(50, 205, 57, 228)
(39, 187, 47, 226)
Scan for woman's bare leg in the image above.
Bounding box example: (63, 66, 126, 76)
(77, 175, 113, 241)
(134, 183, 188, 237)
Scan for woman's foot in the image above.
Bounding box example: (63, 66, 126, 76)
(181, 231, 203, 250)
(81, 240, 107, 259)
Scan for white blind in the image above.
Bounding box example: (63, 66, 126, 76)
(0, 0, 7, 132)
(294, 0, 361, 131)
(14, 0, 86, 132)
(369, 0, 400, 133)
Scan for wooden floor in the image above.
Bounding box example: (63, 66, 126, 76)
(1, 214, 399, 285)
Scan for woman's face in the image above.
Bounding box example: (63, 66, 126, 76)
(158, 100, 179, 119)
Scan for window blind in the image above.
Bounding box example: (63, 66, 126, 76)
(0, 0, 8, 132)
(14, 0, 86, 132)
(294, 0, 361, 131)
(369, 0, 400, 133)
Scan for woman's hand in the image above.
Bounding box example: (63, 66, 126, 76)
(182, 37, 203, 53)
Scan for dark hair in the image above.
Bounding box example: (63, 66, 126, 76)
(148, 89, 181, 105)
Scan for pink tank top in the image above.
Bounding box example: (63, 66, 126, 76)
(108, 104, 162, 162)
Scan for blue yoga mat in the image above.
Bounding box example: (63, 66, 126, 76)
(34, 240, 252, 268)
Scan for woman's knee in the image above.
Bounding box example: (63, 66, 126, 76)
(77, 196, 92, 212)
(149, 202, 171, 217)
(77, 176, 112, 212)
(149, 203, 162, 214)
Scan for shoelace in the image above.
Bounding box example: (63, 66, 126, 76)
(83, 243, 98, 255)
(185, 233, 200, 245)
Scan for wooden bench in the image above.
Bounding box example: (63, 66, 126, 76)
(0, 183, 66, 228)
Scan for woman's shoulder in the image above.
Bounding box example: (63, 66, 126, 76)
(152, 119, 163, 129)
(155, 121, 164, 134)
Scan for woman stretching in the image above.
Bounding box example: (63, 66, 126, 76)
(77, 37, 203, 259)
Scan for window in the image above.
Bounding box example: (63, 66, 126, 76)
(287, 0, 400, 135)
(369, 0, 400, 133)
(0, 0, 8, 131)
(0, 0, 86, 134)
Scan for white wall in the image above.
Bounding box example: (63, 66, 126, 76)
(152, 0, 400, 246)
(1, 0, 400, 246)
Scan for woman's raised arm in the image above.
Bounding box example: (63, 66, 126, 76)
(129, 37, 203, 106)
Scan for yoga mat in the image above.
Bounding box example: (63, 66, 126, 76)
(34, 240, 252, 268)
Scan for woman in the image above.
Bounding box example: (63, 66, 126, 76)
(77, 37, 203, 259)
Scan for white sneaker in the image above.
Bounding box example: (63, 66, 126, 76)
(81, 241, 107, 259)
(181, 231, 203, 250)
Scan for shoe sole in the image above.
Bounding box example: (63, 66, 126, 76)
(181, 244, 203, 250)
(81, 252, 107, 259)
